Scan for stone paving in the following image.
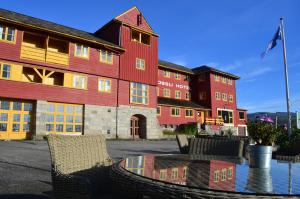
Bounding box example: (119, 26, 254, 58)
(0, 139, 178, 198)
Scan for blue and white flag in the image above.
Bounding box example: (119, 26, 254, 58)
(261, 26, 282, 58)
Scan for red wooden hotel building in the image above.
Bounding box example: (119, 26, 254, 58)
(0, 6, 247, 140)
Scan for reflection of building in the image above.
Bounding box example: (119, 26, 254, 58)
(187, 160, 236, 191)
(0, 6, 247, 140)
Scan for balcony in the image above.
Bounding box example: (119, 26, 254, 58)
(21, 32, 69, 66)
(205, 117, 224, 125)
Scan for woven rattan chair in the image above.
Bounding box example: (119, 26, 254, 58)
(189, 137, 244, 157)
(47, 134, 113, 199)
(176, 134, 189, 154)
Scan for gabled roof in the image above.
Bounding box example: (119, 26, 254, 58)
(158, 60, 193, 74)
(115, 6, 155, 34)
(0, 8, 124, 51)
(157, 97, 210, 110)
(192, 65, 240, 80)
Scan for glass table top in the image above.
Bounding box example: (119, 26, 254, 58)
(120, 154, 300, 196)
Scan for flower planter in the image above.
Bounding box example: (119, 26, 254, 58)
(249, 145, 273, 169)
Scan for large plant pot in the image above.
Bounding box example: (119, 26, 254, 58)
(249, 145, 272, 168)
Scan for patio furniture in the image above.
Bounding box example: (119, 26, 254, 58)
(189, 137, 244, 157)
(111, 154, 300, 198)
(176, 134, 189, 154)
(47, 134, 113, 199)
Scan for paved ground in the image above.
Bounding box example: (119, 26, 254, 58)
(0, 139, 178, 198)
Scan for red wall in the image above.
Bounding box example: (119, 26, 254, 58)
(0, 75, 117, 106)
(157, 68, 191, 99)
(157, 106, 197, 125)
(119, 26, 158, 86)
(237, 109, 247, 125)
(0, 29, 22, 62)
(209, 73, 237, 126)
(191, 73, 212, 109)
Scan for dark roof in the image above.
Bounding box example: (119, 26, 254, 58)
(157, 97, 210, 110)
(158, 60, 193, 74)
(0, 8, 124, 51)
(192, 65, 240, 80)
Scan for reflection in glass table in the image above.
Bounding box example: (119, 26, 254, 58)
(119, 154, 300, 197)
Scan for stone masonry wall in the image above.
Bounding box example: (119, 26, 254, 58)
(34, 100, 48, 140)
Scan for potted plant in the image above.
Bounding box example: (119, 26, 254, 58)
(248, 116, 281, 169)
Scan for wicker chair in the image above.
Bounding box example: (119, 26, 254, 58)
(176, 134, 189, 154)
(47, 134, 113, 199)
(189, 137, 244, 157)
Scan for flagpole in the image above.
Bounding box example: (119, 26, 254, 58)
(280, 18, 292, 137)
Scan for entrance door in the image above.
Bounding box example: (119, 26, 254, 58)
(130, 116, 140, 139)
(0, 99, 34, 140)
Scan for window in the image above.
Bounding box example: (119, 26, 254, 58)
(183, 167, 187, 178)
(184, 75, 191, 82)
(228, 79, 233, 85)
(175, 72, 181, 80)
(46, 103, 83, 134)
(239, 111, 245, 120)
(218, 109, 233, 124)
(229, 94, 233, 102)
(221, 169, 227, 181)
(222, 93, 227, 101)
(199, 92, 206, 100)
(185, 109, 193, 117)
(222, 77, 227, 83)
(214, 74, 220, 82)
(185, 92, 191, 100)
(131, 29, 150, 45)
(130, 82, 149, 104)
(0, 63, 11, 79)
(171, 168, 178, 180)
(99, 50, 113, 64)
(136, 58, 145, 70)
(157, 106, 161, 115)
(175, 90, 181, 99)
(98, 78, 111, 93)
(72, 75, 87, 89)
(0, 25, 16, 43)
(214, 170, 220, 182)
(228, 167, 233, 179)
(159, 170, 167, 180)
(163, 70, 170, 78)
(215, 92, 221, 100)
(163, 88, 170, 98)
(171, 107, 180, 117)
(75, 44, 89, 58)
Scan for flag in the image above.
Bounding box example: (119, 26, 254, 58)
(261, 26, 282, 58)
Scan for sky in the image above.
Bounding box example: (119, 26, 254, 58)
(1, 0, 300, 113)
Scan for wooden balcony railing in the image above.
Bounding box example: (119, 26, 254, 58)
(21, 44, 69, 66)
(205, 117, 224, 125)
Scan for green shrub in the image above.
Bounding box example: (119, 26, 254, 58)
(248, 121, 282, 146)
(162, 129, 176, 135)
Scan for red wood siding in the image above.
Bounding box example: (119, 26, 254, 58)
(116, 7, 153, 33)
(0, 76, 117, 106)
(69, 43, 119, 78)
(237, 109, 247, 125)
(118, 80, 156, 108)
(0, 29, 22, 62)
(157, 68, 191, 99)
(191, 73, 212, 108)
(157, 106, 197, 125)
(119, 26, 158, 85)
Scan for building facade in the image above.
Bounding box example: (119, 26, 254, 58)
(0, 6, 246, 140)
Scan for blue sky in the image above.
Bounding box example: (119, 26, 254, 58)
(1, 0, 300, 113)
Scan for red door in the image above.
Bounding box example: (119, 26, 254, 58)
(130, 116, 140, 139)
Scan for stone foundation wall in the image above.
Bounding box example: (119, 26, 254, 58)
(117, 105, 162, 139)
(34, 100, 48, 140)
(84, 105, 117, 139)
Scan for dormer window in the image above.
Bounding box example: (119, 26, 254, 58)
(131, 29, 150, 45)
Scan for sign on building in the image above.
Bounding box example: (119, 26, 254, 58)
(297, 112, 300, 129)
